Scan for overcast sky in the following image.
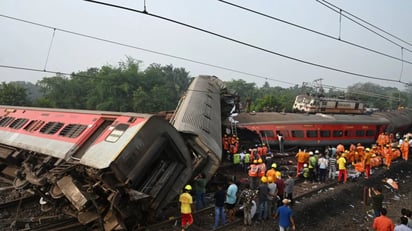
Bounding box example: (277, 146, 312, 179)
(1, 0, 411, 91)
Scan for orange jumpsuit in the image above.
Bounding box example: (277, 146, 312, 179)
(401, 141, 409, 161)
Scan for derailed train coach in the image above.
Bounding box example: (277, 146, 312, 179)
(232, 108, 412, 149)
(0, 76, 232, 230)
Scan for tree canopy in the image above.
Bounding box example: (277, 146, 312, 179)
(1, 58, 410, 113)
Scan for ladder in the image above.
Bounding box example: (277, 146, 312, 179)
(230, 120, 238, 137)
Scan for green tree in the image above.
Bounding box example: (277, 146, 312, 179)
(0, 82, 30, 106)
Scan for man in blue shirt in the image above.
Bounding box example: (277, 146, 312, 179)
(274, 199, 296, 231)
(225, 178, 238, 222)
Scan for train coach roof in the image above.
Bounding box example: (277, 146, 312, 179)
(234, 112, 390, 125)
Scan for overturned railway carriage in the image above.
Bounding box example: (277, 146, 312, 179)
(233, 109, 412, 149)
(0, 76, 231, 230)
(0, 107, 193, 229)
(170, 75, 230, 181)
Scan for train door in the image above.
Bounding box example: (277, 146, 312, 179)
(71, 118, 115, 160)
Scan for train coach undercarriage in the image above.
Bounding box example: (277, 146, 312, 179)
(0, 138, 193, 230)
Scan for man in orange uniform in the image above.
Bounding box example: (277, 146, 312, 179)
(383, 145, 393, 170)
(401, 138, 409, 161)
(295, 148, 307, 176)
(363, 148, 372, 179)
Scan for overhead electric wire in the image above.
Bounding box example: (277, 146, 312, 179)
(316, 0, 412, 54)
(0, 14, 295, 87)
(82, 0, 410, 85)
(218, 0, 412, 65)
(320, 0, 412, 48)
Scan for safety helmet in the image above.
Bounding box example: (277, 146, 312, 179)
(304, 163, 308, 167)
(253, 160, 258, 164)
(261, 176, 268, 183)
(309, 151, 314, 156)
(341, 153, 346, 157)
(271, 163, 277, 169)
(258, 158, 263, 163)
(184, 185, 192, 191)
(276, 172, 282, 179)
(314, 150, 319, 154)
(267, 176, 274, 183)
(365, 148, 370, 152)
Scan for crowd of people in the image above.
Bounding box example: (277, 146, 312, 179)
(176, 132, 411, 231)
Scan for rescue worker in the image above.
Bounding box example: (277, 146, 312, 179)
(337, 153, 347, 183)
(179, 185, 194, 231)
(266, 163, 277, 180)
(401, 138, 409, 161)
(308, 151, 317, 183)
(295, 148, 307, 177)
(383, 145, 393, 170)
(256, 158, 267, 180)
(233, 152, 240, 172)
(248, 160, 259, 189)
(363, 148, 372, 179)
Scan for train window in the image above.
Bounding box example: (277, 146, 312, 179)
(355, 130, 365, 137)
(40, 122, 64, 135)
(0, 117, 15, 127)
(306, 130, 318, 138)
(320, 130, 331, 137)
(291, 130, 304, 138)
(333, 130, 343, 137)
(59, 124, 88, 138)
(344, 130, 355, 137)
(9, 118, 29, 129)
(366, 130, 375, 136)
(24, 120, 45, 132)
(106, 123, 129, 142)
(260, 130, 274, 138)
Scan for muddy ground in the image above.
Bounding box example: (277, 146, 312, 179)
(221, 158, 412, 231)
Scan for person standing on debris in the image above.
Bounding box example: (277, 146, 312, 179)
(257, 176, 270, 222)
(179, 185, 194, 231)
(213, 184, 226, 230)
(401, 138, 409, 161)
(363, 148, 372, 179)
(369, 185, 384, 218)
(328, 151, 337, 180)
(274, 198, 296, 231)
(318, 153, 328, 183)
(248, 160, 259, 189)
(284, 172, 295, 206)
(238, 184, 256, 226)
(275, 172, 285, 208)
(373, 208, 394, 231)
(337, 153, 347, 183)
(308, 151, 317, 182)
(193, 173, 207, 210)
(267, 176, 278, 217)
(295, 148, 307, 177)
(225, 178, 238, 223)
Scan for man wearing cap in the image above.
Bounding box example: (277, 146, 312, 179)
(274, 198, 296, 231)
(179, 185, 194, 231)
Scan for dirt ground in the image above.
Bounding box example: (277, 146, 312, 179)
(221, 158, 412, 231)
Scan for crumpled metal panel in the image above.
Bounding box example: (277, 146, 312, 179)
(57, 175, 88, 211)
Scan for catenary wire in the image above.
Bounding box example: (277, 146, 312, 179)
(320, 0, 412, 48)
(0, 14, 295, 87)
(82, 0, 409, 85)
(217, 0, 412, 65)
(316, 0, 412, 54)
